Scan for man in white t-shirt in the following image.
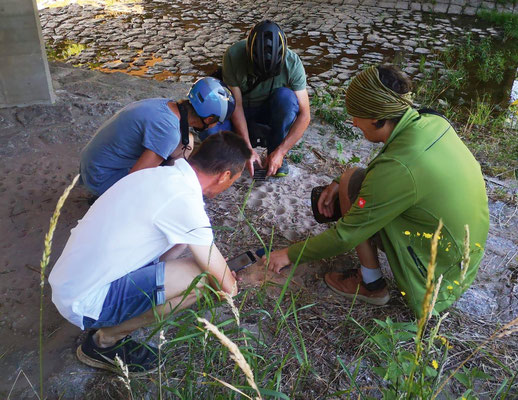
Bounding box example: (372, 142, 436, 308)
(49, 131, 251, 375)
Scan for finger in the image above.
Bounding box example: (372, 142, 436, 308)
(323, 192, 332, 206)
(317, 192, 327, 214)
(267, 160, 278, 177)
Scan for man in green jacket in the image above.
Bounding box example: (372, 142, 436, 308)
(267, 65, 489, 316)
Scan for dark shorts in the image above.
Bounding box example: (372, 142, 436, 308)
(347, 167, 366, 203)
(83, 258, 166, 329)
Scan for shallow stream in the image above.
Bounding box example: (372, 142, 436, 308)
(39, 0, 518, 108)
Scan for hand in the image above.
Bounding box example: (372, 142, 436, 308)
(265, 149, 285, 177)
(247, 150, 263, 176)
(317, 182, 339, 218)
(263, 248, 291, 274)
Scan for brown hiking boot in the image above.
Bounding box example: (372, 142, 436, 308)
(324, 269, 390, 305)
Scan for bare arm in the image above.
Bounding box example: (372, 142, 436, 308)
(129, 149, 164, 174)
(188, 243, 237, 296)
(229, 86, 262, 176)
(266, 89, 311, 176)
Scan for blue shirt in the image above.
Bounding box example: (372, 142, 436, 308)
(80, 98, 181, 195)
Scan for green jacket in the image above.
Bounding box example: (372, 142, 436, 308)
(288, 108, 489, 315)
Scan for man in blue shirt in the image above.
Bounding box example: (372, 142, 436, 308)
(80, 77, 235, 196)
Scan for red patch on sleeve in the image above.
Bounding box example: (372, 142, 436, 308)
(358, 197, 366, 208)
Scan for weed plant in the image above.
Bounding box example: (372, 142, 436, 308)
(311, 82, 358, 140)
(478, 10, 518, 40)
(441, 34, 515, 86)
(46, 40, 86, 61)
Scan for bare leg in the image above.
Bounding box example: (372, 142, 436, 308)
(95, 257, 205, 347)
(337, 168, 379, 270)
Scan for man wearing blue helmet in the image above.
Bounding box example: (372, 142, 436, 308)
(79, 77, 235, 197)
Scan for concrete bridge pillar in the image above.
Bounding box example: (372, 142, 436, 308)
(0, 0, 55, 107)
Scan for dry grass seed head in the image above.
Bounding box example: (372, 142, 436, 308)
(197, 317, 261, 400)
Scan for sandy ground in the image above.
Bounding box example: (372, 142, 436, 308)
(1, 63, 517, 398)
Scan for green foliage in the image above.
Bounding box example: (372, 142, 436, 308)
(442, 34, 510, 85)
(465, 95, 496, 132)
(289, 141, 305, 163)
(418, 55, 427, 74)
(478, 10, 518, 40)
(311, 82, 359, 139)
(289, 152, 303, 164)
(46, 40, 86, 61)
(348, 154, 361, 164)
(350, 316, 444, 398)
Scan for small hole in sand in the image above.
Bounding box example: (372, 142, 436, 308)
(276, 206, 286, 215)
(252, 190, 268, 199)
(247, 199, 263, 208)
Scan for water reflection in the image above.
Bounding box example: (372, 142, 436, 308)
(38, 0, 518, 108)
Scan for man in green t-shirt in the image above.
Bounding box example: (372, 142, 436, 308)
(203, 20, 310, 177)
(266, 65, 489, 316)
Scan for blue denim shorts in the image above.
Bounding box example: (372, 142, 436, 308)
(83, 258, 166, 329)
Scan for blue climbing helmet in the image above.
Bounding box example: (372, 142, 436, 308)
(188, 77, 236, 123)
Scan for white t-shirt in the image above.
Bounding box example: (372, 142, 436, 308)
(49, 159, 213, 329)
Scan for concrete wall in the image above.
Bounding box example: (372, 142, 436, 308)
(312, 0, 518, 15)
(0, 0, 54, 107)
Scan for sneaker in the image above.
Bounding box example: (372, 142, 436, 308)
(324, 269, 390, 305)
(274, 159, 289, 177)
(77, 330, 159, 376)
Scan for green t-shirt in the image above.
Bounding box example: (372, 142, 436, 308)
(222, 40, 307, 107)
(288, 109, 489, 315)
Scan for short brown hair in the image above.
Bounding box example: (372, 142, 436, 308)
(189, 131, 251, 176)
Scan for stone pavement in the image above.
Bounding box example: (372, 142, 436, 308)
(38, 0, 503, 95)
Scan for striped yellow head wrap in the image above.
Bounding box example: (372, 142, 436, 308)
(345, 66, 414, 120)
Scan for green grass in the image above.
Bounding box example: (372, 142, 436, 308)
(478, 10, 518, 40)
(46, 40, 86, 61)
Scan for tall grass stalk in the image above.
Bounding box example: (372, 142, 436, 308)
(114, 354, 134, 400)
(197, 317, 262, 399)
(158, 329, 165, 400)
(38, 174, 79, 399)
(406, 219, 443, 397)
(460, 224, 470, 282)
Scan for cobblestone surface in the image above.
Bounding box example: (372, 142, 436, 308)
(39, 0, 503, 94)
